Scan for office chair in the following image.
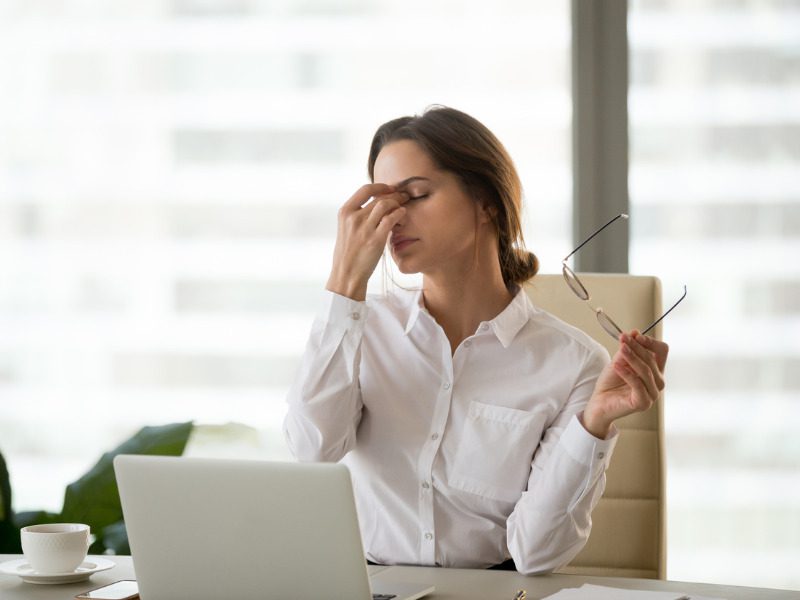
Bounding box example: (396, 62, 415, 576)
(525, 273, 666, 579)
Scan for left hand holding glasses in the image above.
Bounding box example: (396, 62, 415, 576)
(582, 330, 669, 439)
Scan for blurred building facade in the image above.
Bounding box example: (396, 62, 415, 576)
(629, 0, 800, 588)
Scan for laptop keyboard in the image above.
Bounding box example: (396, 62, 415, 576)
(372, 595, 397, 599)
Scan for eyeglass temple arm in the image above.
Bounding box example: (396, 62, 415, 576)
(562, 213, 629, 263)
(641, 285, 688, 336)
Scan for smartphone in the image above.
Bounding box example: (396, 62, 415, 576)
(75, 580, 139, 600)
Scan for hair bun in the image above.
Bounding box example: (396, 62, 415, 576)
(505, 249, 539, 287)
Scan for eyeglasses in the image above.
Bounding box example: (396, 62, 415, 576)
(562, 213, 687, 340)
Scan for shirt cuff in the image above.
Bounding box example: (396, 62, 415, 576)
(560, 413, 619, 470)
(319, 290, 369, 330)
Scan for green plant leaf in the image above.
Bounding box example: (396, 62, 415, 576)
(59, 421, 193, 550)
(0, 451, 10, 523)
(98, 520, 130, 555)
(0, 450, 22, 552)
(13, 510, 61, 529)
(1, 422, 192, 554)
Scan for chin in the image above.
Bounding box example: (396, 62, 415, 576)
(391, 256, 422, 275)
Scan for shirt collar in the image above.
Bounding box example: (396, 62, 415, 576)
(404, 289, 425, 335)
(489, 287, 531, 348)
(403, 287, 532, 347)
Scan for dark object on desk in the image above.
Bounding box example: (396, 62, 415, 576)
(369, 558, 518, 572)
(0, 422, 193, 555)
(489, 558, 518, 572)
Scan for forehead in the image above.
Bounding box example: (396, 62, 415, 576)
(373, 139, 438, 185)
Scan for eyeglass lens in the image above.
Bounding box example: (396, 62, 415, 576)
(562, 264, 590, 301)
(596, 310, 624, 338)
(562, 265, 624, 339)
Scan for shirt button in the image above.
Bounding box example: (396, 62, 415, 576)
(350, 312, 360, 320)
(431, 433, 439, 441)
(424, 532, 433, 541)
(421, 482, 430, 489)
(463, 340, 471, 348)
(443, 382, 451, 390)
(479, 324, 488, 331)
(597, 452, 605, 459)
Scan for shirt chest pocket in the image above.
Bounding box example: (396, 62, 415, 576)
(449, 401, 549, 504)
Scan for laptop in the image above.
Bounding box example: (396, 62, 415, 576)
(114, 455, 434, 600)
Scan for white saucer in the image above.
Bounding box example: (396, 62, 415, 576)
(0, 557, 115, 584)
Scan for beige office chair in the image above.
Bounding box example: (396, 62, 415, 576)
(525, 273, 666, 579)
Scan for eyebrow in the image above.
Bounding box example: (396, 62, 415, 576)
(396, 176, 430, 188)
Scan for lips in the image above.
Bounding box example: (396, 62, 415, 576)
(390, 236, 418, 253)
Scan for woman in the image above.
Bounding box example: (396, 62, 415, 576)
(283, 106, 668, 574)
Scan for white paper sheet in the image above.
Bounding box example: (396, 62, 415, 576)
(541, 583, 726, 600)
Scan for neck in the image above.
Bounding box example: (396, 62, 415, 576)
(422, 251, 514, 354)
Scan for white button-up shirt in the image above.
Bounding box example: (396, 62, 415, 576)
(283, 287, 618, 574)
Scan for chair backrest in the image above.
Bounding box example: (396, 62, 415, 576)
(525, 273, 666, 579)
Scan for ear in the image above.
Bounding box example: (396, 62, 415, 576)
(476, 199, 498, 226)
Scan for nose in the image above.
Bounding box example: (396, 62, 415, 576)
(392, 207, 407, 229)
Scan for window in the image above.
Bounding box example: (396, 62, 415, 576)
(0, 1, 571, 512)
(629, 0, 800, 590)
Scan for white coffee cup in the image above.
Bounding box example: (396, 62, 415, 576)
(20, 523, 91, 574)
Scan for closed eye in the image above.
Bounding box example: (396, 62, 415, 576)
(408, 194, 429, 201)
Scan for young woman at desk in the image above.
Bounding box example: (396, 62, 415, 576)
(283, 106, 669, 575)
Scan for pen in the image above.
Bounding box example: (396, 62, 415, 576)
(512, 591, 527, 600)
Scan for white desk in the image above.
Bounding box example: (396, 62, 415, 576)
(1, 555, 797, 600)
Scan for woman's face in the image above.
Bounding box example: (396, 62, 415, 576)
(372, 139, 492, 277)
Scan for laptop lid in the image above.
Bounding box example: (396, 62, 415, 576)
(114, 455, 431, 600)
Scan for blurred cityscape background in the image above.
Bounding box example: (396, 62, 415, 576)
(0, 0, 797, 590)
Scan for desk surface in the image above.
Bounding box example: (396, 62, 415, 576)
(1, 555, 797, 600)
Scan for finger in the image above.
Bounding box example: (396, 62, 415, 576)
(622, 333, 664, 391)
(613, 361, 655, 411)
(624, 329, 665, 375)
(619, 345, 660, 399)
(376, 206, 407, 238)
(365, 194, 409, 228)
(633, 331, 669, 371)
(341, 183, 397, 213)
(619, 340, 661, 398)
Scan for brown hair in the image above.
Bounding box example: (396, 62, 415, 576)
(367, 105, 539, 288)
